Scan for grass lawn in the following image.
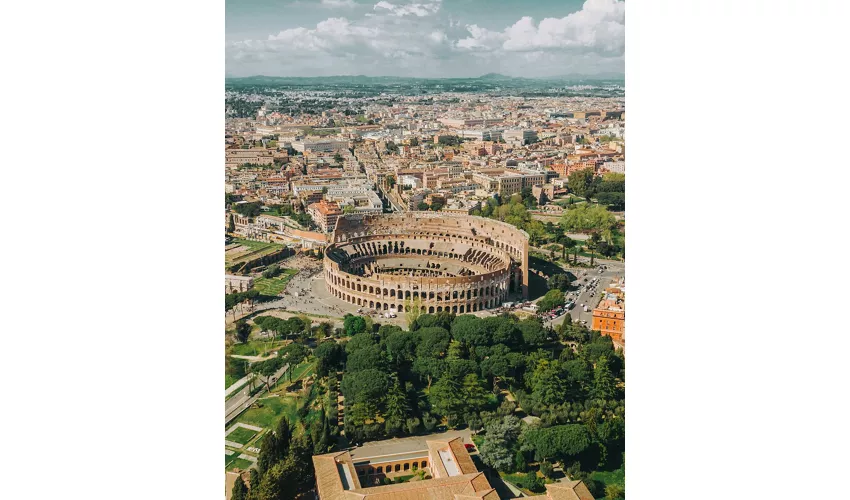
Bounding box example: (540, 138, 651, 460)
(226, 426, 259, 445)
(235, 360, 316, 429)
(232, 238, 282, 251)
(225, 238, 284, 269)
(237, 395, 299, 429)
(231, 339, 288, 357)
(590, 467, 624, 494)
(228, 458, 254, 471)
(254, 270, 297, 296)
(225, 454, 238, 468)
(500, 472, 545, 495)
(226, 374, 238, 389)
(286, 360, 316, 384)
(554, 196, 587, 207)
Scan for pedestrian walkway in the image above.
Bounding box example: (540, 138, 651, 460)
(226, 422, 263, 437)
(225, 374, 254, 397)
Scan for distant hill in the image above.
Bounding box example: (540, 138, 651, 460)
(225, 73, 623, 85)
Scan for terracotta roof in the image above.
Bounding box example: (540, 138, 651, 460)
(447, 439, 477, 475)
(314, 439, 491, 500)
(345, 472, 491, 500)
(544, 480, 595, 500)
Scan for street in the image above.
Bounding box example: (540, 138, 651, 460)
(546, 258, 624, 330)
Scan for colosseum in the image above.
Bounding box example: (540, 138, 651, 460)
(323, 212, 529, 314)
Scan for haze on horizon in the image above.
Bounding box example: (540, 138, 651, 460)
(226, 0, 625, 79)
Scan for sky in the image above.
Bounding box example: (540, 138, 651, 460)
(225, 0, 625, 78)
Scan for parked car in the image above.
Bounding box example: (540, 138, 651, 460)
(464, 443, 476, 452)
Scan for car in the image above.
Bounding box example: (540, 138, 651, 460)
(464, 443, 476, 451)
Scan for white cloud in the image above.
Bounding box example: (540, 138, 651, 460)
(457, 0, 624, 56)
(373, 0, 441, 17)
(321, 0, 358, 8)
(227, 0, 625, 77)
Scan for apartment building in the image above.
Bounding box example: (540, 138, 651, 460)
(307, 200, 343, 233)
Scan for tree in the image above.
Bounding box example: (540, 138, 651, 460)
(345, 344, 387, 372)
(384, 376, 410, 436)
(231, 475, 247, 500)
(596, 192, 625, 211)
(226, 356, 248, 382)
(383, 329, 416, 370)
(254, 357, 283, 392)
(522, 424, 591, 463)
(341, 369, 390, 408)
(228, 213, 236, 233)
(235, 320, 252, 343)
(547, 273, 572, 292)
(233, 202, 262, 218)
(343, 314, 367, 336)
(514, 449, 527, 472)
(255, 458, 298, 500)
(279, 343, 309, 381)
(451, 315, 490, 347)
(537, 289, 565, 312)
(461, 373, 489, 411)
(560, 204, 617, 233)
(314, 341, 344, 377)
(539, 461, 554, 479)
(479, 415, 521, 472)
(558, 235, 575, 262)
(605, 484, 625, 500)
(345, 332, 376, 354)
(567, 168, 596, 197)
(428, 376, 463, 423)
(586, 232, 601, 267)
(342, 204, 356, 214)
(386, 175, 396, 189)
(417, 201, 430, 211)
(405, 417, 421, 434)
(404, 296, 423, 329)
(334, 153, 344, 164)
(590, 356, 617, 400)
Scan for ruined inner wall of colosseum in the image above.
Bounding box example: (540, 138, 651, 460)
(322, 213, 529, 314)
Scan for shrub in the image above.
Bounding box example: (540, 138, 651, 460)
(539, 461, 554, 479)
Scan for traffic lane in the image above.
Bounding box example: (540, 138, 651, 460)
(548, 268, 621, 328)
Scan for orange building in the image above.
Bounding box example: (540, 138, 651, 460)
(592, 279, 625, 349)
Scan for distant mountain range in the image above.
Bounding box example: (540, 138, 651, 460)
(225, 73, 624, 85)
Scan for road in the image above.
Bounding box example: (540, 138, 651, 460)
(545, 259, 624, 330)
(225, 373, 255, 397)
(225, 362, 289, 425)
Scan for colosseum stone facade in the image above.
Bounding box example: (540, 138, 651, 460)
(323, 212, 529, 314)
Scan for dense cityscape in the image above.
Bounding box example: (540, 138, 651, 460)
(224, 75, 626, 500)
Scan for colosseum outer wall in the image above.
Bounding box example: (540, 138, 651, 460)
(322, 213, 529, 314)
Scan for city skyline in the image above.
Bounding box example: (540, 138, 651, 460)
(226, 0, 625, 78)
